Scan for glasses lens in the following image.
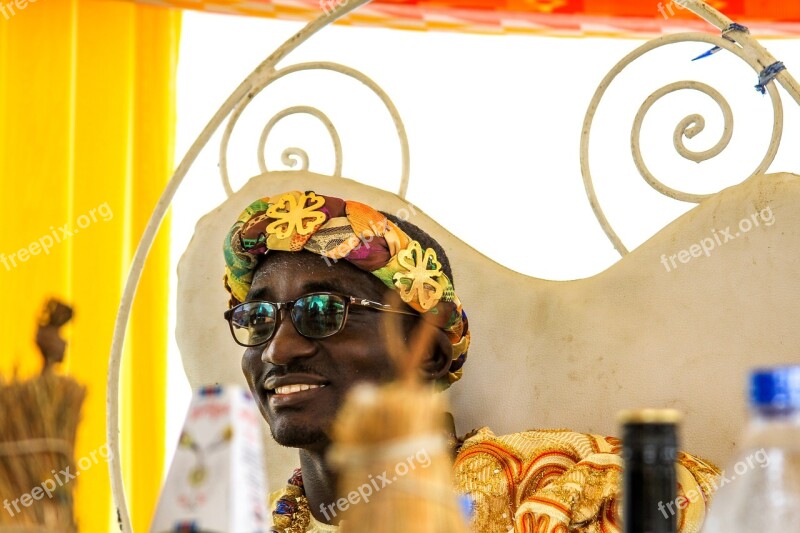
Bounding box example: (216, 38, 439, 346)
(230, 302, 277, 346)
(292, 294, 346, 338)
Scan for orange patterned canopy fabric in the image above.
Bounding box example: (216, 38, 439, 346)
(131, 0, 800, 36)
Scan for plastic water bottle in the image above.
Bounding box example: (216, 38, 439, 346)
(702, 366, 800, 532)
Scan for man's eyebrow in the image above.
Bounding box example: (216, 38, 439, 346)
(247, 285, 272, 301)
(246, 279, 352, 301)
(298, 279, 351, 295)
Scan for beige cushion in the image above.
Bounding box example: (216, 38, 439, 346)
(177, 170, 800, 488)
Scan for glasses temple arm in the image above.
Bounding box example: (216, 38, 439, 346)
(351, 297, 419, 316)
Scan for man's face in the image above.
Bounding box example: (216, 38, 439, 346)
(241, 251, 407, 451)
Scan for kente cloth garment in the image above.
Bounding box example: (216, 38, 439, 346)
(222, 190, 470, 387)
(268, 427, 720, 533)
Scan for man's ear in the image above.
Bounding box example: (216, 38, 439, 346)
(418, 324, 453, 382)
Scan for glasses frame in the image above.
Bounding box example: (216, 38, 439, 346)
(223, 291, 419, 347)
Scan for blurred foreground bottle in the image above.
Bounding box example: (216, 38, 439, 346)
(703, 366, 800, 532)
(620, 409, 680, 533)
(330, 382, 469, 533)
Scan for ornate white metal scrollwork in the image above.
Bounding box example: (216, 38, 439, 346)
(256, 106, 342, 177)
(581, 0, 800, 256)
(631, 81, 736, 204)
(219, 62, 410, 199)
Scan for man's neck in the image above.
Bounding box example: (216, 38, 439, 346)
(299, 448, 340, 525)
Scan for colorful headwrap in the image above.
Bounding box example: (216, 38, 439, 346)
(222, 191, 471, 387)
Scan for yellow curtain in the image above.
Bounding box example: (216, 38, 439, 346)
(0, 2, 181, 531)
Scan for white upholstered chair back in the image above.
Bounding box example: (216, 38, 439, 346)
(177, 169, 800, 491)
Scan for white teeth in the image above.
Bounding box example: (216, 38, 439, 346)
(274, 384, 323, 395)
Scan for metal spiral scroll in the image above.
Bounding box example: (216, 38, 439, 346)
(256, 106, 343, 176)
(219, 62, 410, 198)
(581, 32, 785, 256)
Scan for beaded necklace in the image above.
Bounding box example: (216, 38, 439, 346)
(271, 469, 312, 533)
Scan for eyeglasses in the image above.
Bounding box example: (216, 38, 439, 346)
(223, 292, 419, 347)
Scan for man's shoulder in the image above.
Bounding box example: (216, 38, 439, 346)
(456, 426, 622, 459)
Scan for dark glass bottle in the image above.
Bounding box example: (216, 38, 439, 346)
(619, 409, 680, 533)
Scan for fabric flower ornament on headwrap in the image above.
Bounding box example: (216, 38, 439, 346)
(223, 190, 471, 387)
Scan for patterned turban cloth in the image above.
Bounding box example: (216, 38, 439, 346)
(222, 191, 471, 387)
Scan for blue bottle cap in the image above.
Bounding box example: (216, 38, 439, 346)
(750, 366, 800, 410)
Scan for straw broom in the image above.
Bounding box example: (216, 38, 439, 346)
(0, 299, 85, 532)
(328, 311, 470, 533)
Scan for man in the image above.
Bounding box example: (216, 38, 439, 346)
(223, 190, 719, 532)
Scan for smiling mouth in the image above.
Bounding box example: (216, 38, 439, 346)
(262, 374, 330, 407)
(265, 381, 329, 409)
(271, 383, 326, 395)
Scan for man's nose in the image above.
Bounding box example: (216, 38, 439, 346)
(261, 312, 316, 365)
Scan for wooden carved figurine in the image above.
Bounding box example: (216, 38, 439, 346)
(35, 298, 74, 375)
